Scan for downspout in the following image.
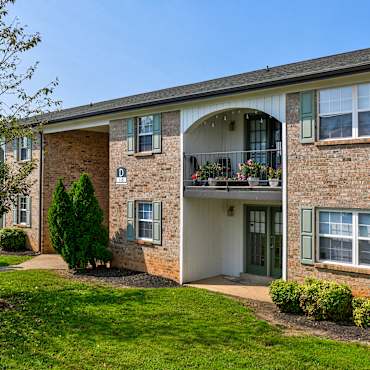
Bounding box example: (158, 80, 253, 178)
(38, 131, 43, 253)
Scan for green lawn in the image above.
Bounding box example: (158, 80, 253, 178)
(0, 271, 368, 370)
(0, 255, 33, 267)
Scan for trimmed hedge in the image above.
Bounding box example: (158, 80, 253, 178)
(0, 227, 27, 251)
(300, 278, 352, 322)
(353, 297, 370, 328)
(269, 278, 369, 327)
(269, 279, 302, 314)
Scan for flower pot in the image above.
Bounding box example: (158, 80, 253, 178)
(208, 177, 218, 187)
(269, 178, 280, 187)
(247, 177, 260, 186)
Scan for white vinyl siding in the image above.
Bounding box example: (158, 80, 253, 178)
(319, 83, 370, 140)
(317, 210, 370, 267)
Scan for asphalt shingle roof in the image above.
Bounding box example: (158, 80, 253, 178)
(43, 48, 370, 124)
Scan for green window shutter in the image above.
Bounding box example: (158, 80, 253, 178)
(152, 201, 162, 245)
(26, 196, 31, 227)
(152, 114, 161, 153)
(12, 197, 18, 225)
(27, 137, 32, 161)
(127, 200, 135, 241)
(13, 139, 18, 161)
(127, 118, 135, 155)
(300, 207, 315, 265)
(300, 91, 316, 143)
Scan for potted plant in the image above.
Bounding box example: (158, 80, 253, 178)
(196, 162, 223, 186)
(268, 167, 282, 187)
(236, 159, 261, 186)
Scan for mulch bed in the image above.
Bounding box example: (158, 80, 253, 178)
(240, 298, 370, 345)
(57, 267, 179, 288)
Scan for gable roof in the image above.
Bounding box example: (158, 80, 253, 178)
(43, 48, 370, 124)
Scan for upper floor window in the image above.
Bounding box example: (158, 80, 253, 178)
(126, 114, 161, 155)
(138, 116, 154, 152)
(319, 84, 370, 140)
(13, 137, 32, 161)
(318, 210, 370, 267)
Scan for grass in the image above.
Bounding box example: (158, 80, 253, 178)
(0, 271, 368, 370)
(0, 254, 33, 267)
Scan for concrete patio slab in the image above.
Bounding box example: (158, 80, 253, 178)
(186, 275, 272, 303)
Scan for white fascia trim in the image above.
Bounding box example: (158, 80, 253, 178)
(43, 118, 110, 134)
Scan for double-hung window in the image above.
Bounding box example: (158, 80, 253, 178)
(319, 86, 352, 139)
(13, 195, 31, 226)
(137, 202, 153, 240)
(318, 210, 370, 267)
(319, 84, 370, 140)
(137, 116, 154, 152)
(13, 137, 32, 161)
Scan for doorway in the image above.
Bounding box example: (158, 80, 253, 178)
(245, 206, 282, 278)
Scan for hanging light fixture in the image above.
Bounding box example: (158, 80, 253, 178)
(211, 121, 215, 128)
(260, 117, 264, 123)
(246, 114, 249, 119)
(223, 114, 227, 121)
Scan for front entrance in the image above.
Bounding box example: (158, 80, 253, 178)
(245, 206, 282, 278)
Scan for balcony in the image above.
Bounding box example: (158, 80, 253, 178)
(183, 149, 282, 201)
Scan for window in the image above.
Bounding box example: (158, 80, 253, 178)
(358, 83, 370, 136)
(13, 137, 31, 161)
(137, 116, 153, 152)
(137, 202, 153, 240)
(318, 210, 370, 267)
(319, 84, 370, 140)
(319, 87, 352, 139)
(13, 195, 31, 226)
(0, 138, 5, 163)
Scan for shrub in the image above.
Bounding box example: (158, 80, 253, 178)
(300, 278, 352, 322)
(48, 179, 76, 268)
(69, 173, 111, 269)
(269, 279, 302, 314)
(352, 297, 370, 328)
(48, 174, 112, 270)
(0, 227, 27, 251)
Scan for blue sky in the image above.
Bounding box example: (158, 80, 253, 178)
(10, 0, 370, 108)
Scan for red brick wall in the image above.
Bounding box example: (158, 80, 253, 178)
(3, 136, 41, 252)
(42, 130, 109, 253)
(286, 92, 370, 296)
(109, 111, 181, 282)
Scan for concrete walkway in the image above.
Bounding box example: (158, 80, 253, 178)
(187, 275, 272, 303)
(0, 254, 68, 271)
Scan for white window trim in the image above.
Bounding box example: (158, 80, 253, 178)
(137, 116, 154, 153)
(17, 137, 31, 162)
(318, 84, 370, 141)
(316, 209, 370, 268)
(18, 195, 28, 226)
(136, 201, 153, 242)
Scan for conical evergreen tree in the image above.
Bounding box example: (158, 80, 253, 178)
(69, 173, 111, 269)
(47, 179, 76, 268)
